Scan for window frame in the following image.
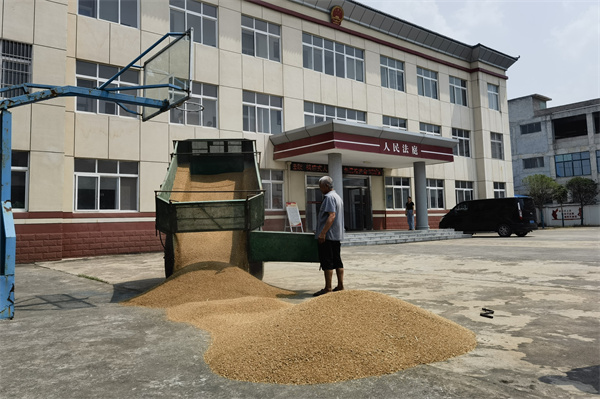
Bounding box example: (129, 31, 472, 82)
(11, 151, 29, 211)
(487, 83, 500, 111)
(260, 169, 284, 210)
(385, 176, 410, 210)
(555, 152, 592, 177)
(74, 158, 139, 212)
(304, 101, 366, 126)
(383, 116, 407, 130)
(380, 55, 404, 92)
(449, 76, 467, 106)
(452, 128, 471, 157)
(523, 157, 545, 170)
(170, 0, 218, 47)
(493, 182, 506, 198)
(417, 67, 438, 99)
(302, 33, 364, 82)
(0, 40, 32, 98)
(426, 179, 444, 209)
(455, 180, 473, 204)
(241, 15, 280, 62)
(420, 122, 441, 136)
(242, 90, 283, 134)
(170, 81, 217, 127)
(78, 0, 139, 28)
(520, 122, 542, 134)
(491, 132, 504, 160)
(75, 60, 140, 118)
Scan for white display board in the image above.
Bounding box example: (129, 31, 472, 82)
(285, 202, 303, 231)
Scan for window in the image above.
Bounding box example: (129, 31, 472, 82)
(452, 128, 470, 157)
(555, 152, 591, 177)
(493, 182, 506, 198)
(417, 67, 438, 99)
(78, 0, 138, 28)
(74, 159, 138, 211)
(380, 56, 404, 91)
(491, 132, 504, 160)
(76, 60, 139, 117)
(243, 91, 282, 134)
(385, 177, 410, 209)
(383, 116, 407, 130)
(11, 151, 28, 210)
(170, 0, 217, 47)
(520, 122, 541, 134)
(170, 82, 217, 127)
(455, 180, 473, 204)
(261, 169, 284, 210)
(0, 40, 32, 98)
(304, 101, 366, 125)
(420, 122, 441, 136)
(241, 15, 280, 62)
(449, 76, 467, 106)
(487, 83, 499, 110)
(426, 179, 444, 209)
(302, 33, 364, 82)
(553, 114, 588, 140)
(523, 157, 545, 169)
(594, 112, 599, 134)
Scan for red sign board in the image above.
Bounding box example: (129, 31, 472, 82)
(290, 162, 382, 176)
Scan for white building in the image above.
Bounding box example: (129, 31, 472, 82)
(2, 0, 518, 263)
(508, 95, 600, 225)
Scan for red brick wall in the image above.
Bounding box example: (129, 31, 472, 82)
(14, 212, 162, 264)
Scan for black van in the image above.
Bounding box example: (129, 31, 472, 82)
(439, 197, 538, 237)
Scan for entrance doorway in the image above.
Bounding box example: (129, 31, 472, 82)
(343, 177, 372, 231)
(305, 175, 373, 232)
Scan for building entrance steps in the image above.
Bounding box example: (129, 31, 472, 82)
(342, 229, 471, 246)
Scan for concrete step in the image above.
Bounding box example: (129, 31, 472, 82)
(341, 229, 471, 247)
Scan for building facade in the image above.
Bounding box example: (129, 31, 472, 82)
(2, 0, 518, 263)
(508, 94, 600, 225)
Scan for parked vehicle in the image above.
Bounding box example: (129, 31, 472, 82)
(439, 197, 538, 237)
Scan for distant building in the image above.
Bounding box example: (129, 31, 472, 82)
(508, 95, 600, 225)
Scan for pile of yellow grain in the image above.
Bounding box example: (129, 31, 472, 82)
(125, 263, 476, 384)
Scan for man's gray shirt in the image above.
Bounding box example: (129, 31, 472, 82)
(315, 190, 344, 241)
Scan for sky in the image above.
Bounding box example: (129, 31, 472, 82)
(360, 0, 600, 107)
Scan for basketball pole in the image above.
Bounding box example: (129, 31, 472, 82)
(0, 29, 193, 320)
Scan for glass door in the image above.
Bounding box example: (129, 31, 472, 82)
(343, 177, 372, 231)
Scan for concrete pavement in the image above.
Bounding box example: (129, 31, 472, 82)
(1, 227, 598, 398)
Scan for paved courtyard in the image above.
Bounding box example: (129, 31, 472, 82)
(1, 227, 598, 398)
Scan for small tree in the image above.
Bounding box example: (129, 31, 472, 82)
(566, 177, 599, 226)
(522, 174, 560, 228)
(552, 184, 568, 227)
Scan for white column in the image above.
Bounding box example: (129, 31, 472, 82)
(414, 161, 429, 230)
(328, 153, 343, 197)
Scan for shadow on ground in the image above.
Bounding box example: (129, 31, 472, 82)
(539, 365, 599, 395)
(110, 278, 164, 303)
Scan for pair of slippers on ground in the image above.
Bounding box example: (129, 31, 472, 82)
(313, 286, 343, 296)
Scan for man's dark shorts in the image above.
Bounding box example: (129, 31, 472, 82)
(318, 240, 344, 270)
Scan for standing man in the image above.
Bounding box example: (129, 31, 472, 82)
(313, 176, 344, 296)
(405, 196, 415, 230)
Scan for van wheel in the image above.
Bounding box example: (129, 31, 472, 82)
(497, 224, 512, 237)
(516, 231, 528, 237)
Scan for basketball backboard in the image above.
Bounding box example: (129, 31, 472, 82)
(142, 29, 193, 121)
